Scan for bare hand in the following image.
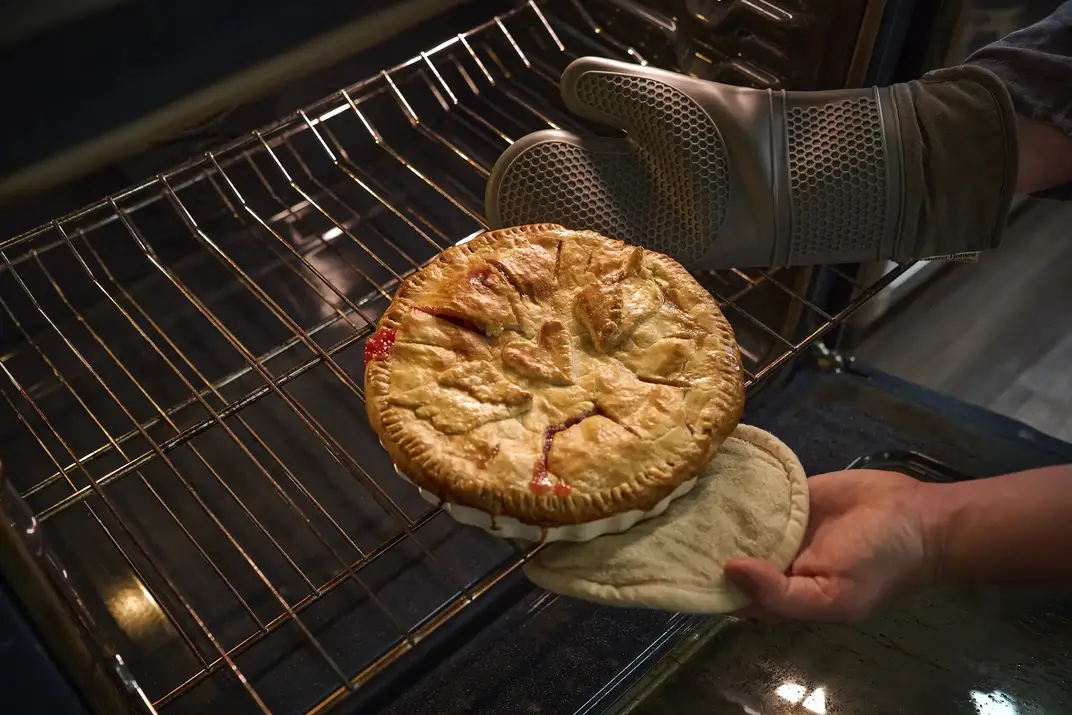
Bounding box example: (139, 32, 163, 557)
(724, 469, 937, 623)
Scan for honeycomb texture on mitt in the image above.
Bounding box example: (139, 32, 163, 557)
(786, 97, 889, 261)
(495, 72, 729, 263)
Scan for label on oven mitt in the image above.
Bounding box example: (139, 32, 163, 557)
(922, 251, 982, 262)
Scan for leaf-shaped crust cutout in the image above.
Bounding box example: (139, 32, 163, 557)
(397, 307, 491, 359)
(590, 245, 645, 282)
(490, 244, 557, 300)
(501, 320, 574, 385)
(418, 262, 518, 336)
(574, 282, 622, 353)
(618, 337, 696, 387)
(574, 279, 660, 353)
(388, 361, 532, 434)
(436, 361, 532, 406)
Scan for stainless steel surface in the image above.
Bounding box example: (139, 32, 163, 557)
(0, 1, 908, 713)
(0, 0, 127, 46)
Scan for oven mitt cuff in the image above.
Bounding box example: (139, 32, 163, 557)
(487, 59, 1017, 269)
(892, 64, 1018, 262)
(522, 424, 809, 614)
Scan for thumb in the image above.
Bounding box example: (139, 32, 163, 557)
(724, 558, 791, 607)
(724, 558, 836, 621)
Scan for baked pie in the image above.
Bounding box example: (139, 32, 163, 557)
(365, 224, 744, 526)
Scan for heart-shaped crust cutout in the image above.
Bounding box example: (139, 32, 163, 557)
(501, 320, 574, 385)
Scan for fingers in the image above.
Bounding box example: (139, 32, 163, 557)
(559, 57, 695, 130)
(723, 558, 797, 616)
(724, 558, 859, 622)
(559, 57, 640, 128)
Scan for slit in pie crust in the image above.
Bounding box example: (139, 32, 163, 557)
(365, 224, 744, 526)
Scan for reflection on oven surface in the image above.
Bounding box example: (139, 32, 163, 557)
(629, 455, 1072, 715)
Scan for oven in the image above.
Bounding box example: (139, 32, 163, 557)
(1, 2, 1069, 714)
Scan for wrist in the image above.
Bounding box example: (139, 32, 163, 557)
(911, 480, 954, 587)
(1015, 115, 1072, 194)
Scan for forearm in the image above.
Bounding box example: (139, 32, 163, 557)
(920, 465, 1072, 586)
(968, 2, 1072, 198)
(1016, 115, 1072, 194)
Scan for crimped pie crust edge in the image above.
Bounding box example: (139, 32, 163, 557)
(365, 224, 744, 525)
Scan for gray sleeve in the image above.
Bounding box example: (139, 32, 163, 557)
(967, 2, 1072, 200)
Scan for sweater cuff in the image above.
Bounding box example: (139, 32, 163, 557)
(966, 6, 1072, 200)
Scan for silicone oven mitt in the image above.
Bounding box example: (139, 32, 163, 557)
(485, 57, 1018, 270)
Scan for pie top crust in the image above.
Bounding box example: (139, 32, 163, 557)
(365, 224, 744, 526)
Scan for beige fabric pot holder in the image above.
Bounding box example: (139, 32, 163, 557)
(523, 424, 809, 614)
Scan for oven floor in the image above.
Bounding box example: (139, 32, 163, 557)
(856, 198, 1072, 442)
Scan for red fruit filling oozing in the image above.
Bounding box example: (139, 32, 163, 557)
(529, 411, 595, 497)
(363, 328, 397, 365)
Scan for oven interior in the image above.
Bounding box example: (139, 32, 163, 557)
(0, 1, 912, 713)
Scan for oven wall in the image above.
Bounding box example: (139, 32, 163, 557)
(0, 0, 495, 211)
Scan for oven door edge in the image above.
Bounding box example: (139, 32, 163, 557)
(0, 462, 149, 714)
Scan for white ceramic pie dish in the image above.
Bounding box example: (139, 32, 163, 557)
(391, 462, 699, 543)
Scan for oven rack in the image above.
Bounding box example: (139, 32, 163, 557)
(0, 1, 910, 713)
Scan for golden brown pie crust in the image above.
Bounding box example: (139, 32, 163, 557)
(365, 224, 744, 526)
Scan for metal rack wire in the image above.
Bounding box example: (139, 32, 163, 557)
(0, 1, 910, 713)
